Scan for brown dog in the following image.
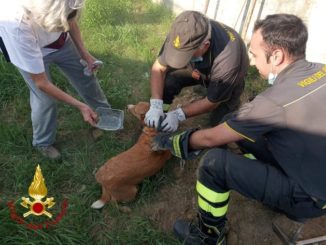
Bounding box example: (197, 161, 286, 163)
(91, 102, 171, 209)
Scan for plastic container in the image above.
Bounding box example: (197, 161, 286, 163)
(95, 107, 124, 131)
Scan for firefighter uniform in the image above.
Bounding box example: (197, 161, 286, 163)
(158, 20, 249, 124)
(197, 59, 326, 229)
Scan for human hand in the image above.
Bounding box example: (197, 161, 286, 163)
(79, 104, 98, 126)
(151, 128, 201, 160)
(80, 55, 103, 76)
(160, 108, 186, 132)
(145, 99, 165, 129)
(84, 54, 96, 69)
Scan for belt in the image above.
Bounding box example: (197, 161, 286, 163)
(44, 32, 67, 49)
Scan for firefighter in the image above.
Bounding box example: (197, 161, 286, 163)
(152, 14, 326, 244)
(145, 11, 249, 132)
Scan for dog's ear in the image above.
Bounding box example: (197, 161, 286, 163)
(134, 102, 150, 115)
(128, 102, 150, 121)
(127, 104, 140, 120)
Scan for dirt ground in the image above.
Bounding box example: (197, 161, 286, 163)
(141, 162, 326, 244)
(140, 87, 326, 245)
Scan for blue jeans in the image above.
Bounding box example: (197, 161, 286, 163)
(18, 39, 110, 147)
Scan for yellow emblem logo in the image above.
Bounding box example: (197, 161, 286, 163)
(173, 35, 181, 48)
(21, 164, 55, 218)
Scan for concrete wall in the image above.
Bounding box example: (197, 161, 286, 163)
(153, 0, 326, 64)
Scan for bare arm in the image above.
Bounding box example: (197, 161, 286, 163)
(189, 122, 244, 149)
(150, 59, 167, 99)
(182, 97, 220, 118)
(68, 19, 96, 68)
(31, 73, 97, 126)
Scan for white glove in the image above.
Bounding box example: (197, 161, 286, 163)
(160, 108, 186, 132)
(145, 99, 165, 129)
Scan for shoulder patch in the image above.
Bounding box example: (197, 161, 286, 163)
(297, 65, 326, 88)
(173, 35, 181, 48)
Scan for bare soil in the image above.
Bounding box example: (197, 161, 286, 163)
(140, 87, 326, 245)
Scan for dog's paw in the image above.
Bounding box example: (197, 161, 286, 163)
(91, 200, 105, 209)
(127, 104, 135, 110)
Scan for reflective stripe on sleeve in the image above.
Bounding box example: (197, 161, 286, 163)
(173, 134, 182, 158)
(173, 131, 186, 158)
(224, 122, 255, 143)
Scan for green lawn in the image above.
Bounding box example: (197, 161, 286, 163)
(0, 0, 265, 244)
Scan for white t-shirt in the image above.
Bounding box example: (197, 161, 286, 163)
(0, 0, 64, 73)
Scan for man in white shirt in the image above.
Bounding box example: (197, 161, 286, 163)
(0, 0, 111, 159)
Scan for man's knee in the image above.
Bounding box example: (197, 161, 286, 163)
(162, 75, 182, 104)
(163, 68, 197, 104)
(197, 148, 228, 189)
(199, 148, 226, 167)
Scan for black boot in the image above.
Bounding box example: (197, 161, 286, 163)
(173, 216, 226, 245)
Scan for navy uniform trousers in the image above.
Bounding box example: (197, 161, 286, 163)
(196, 137, 326, 225)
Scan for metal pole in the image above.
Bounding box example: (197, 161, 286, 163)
(239, 0, 251, 37)
(257, 0, 266, 20)
(203, 0, 210, 14)
(242, 0, 257, 39)
(234, 0, 248, 29)
(213, 0, 221, 20)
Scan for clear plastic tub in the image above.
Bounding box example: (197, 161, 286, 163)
(95, 107, 124, 131)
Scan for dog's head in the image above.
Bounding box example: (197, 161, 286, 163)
(127, 102, 150, 121)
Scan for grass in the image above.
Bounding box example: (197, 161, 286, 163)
(0, 0, 265, 244)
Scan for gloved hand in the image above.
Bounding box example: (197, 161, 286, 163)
(160, 108, 186, 132)
(151, 128, 201, 160)
(145, 99, 165, 129)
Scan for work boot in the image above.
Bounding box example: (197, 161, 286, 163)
(173, 219, 226, 245)
(36, 145, 61, 160)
